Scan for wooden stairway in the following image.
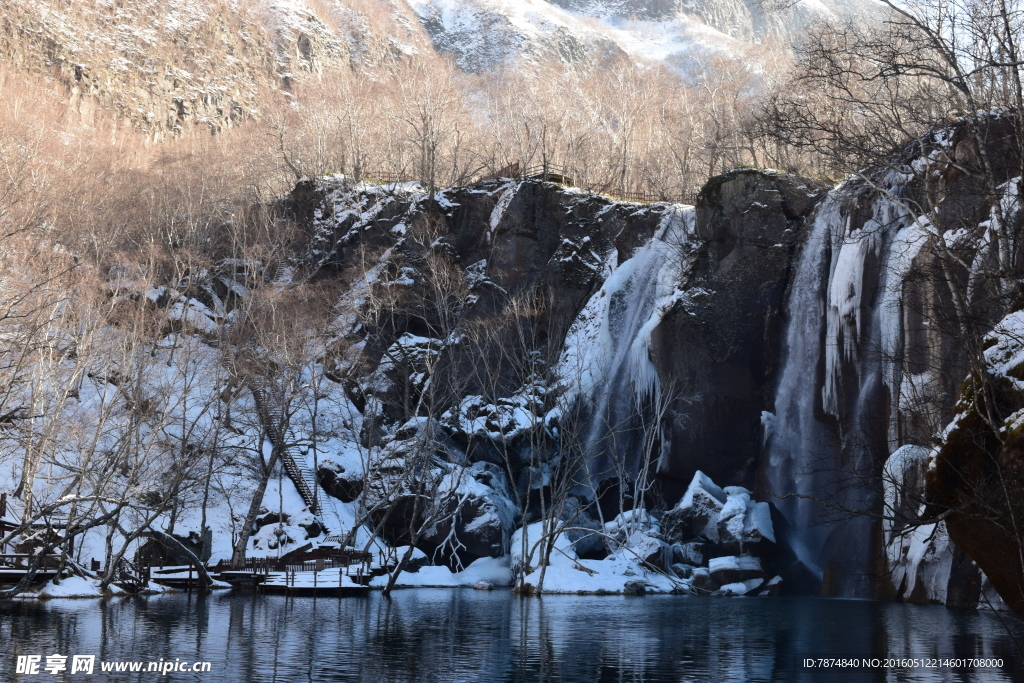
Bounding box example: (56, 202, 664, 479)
(249, 380, 345, 538)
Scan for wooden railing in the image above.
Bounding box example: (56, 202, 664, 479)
(0, 553, 63, 569)
(114, 557, 150, 590)
(213, 548, 372, 574)
(280, 559, 367, 588)
(361, 170, 417, 184)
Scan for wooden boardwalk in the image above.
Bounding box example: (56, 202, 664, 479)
(260, 566, 371, 597)
(145, 548, 380, 594)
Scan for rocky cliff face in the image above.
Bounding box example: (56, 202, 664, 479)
(0, 0, 409, 134)
(653, 170, 826, 494)
(760, 112, 1023, 606)
(287, 171, 824, 497)
(271, 172, 824, 571)
(257, 111, 1022, 608)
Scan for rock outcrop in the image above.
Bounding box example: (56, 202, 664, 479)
(658, 470, 779, 594)
(884, 445, 982, 608)
(653, 170, 826, 493)
(926, 312, 1024, 615)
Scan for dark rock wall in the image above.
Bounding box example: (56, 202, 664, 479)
(291, 172, 826, 503)
(652, 170, 826, 496)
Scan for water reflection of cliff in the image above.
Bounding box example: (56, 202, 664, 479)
(1, 592, 1020, 682)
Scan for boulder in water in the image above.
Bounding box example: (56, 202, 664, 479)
(709, 555, 764, 585)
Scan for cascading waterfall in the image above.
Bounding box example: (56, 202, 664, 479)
(767, 178, 912, 596)
(557, 206, 693, 484)
(765, 197, 839, 575)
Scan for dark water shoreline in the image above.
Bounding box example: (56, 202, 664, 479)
(1, 591, 1021, 682)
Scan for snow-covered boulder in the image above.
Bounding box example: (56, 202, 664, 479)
(716, 486, 776, 547)
(459, 556, 513, 587)
(420, 462, 517, 563)
(618, 530, 670, 569)
(317, 458, 364, 503)
(602, 509, 658, 537)
(37, 576, 105, 599)
(662, 470, 727, 543)
(600, 510, 667, 568)
(690, 566, 716, 593)
(708, 555, 763, 585)
(661, 472, 775, 565)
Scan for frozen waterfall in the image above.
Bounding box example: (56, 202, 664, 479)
(557, 206, 694, 484)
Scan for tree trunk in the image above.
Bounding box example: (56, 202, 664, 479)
(148, 528, 215, 593)
(230, 442, 281, 566)
(381, 542, 418, 598)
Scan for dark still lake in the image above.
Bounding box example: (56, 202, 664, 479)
(1, 591, 1021, 683)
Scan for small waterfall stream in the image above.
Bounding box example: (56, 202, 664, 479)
(765, 198, 839, 575)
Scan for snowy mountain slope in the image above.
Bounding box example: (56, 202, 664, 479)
(404, 0, 879, 72)
(0, 0, 880, 135)
(406, 0, 627, 71)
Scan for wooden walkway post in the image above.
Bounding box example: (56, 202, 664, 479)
(0, 492, 6, 554)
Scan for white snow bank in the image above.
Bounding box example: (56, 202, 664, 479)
(37, 576, 104, 599)
(510, 521, 577, 573)
(369, 556, 513, 588)
(457, 556, 512, 586)
(522, 554, 681, 595)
